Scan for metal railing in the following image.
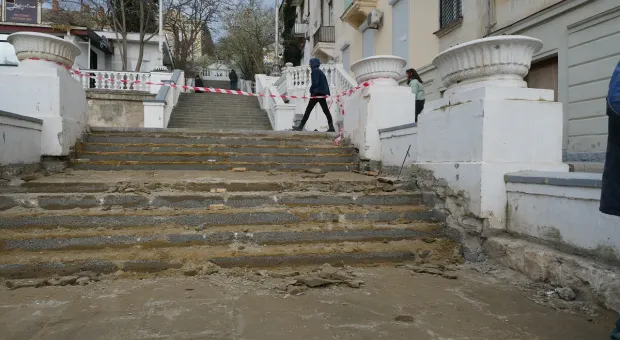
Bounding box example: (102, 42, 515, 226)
(293, 23, 308, 37)
(440, 0, 462, 29)
(313, 26, 335, 48)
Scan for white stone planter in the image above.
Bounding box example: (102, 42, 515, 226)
(433, 35, 543, 94)
(350, 55, 406, 86)
(7, 32, 81, 69)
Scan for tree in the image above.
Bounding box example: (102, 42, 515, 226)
(47, 0, 163, 71)
(164, 0, 221, 76)
(281, 0, 302, 66)
(217, 0, 275, 80)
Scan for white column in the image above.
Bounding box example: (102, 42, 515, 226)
(345, 55, 416, 160)
(416, 35, 568, 229)
(0, 32, 86, 157)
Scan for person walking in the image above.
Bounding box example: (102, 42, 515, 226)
(407, 68, 425, 122)
(194, 75, 204, 93)
(600, 59, 620, 217)
(293, 58, 335, 132)
(229, 69, 238, 90)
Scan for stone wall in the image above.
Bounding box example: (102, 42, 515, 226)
(86, 90, 153, 128)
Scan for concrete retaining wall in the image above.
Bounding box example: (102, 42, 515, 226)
(86, 90, 154, 128)
(0, 110, 42, 168)
(379, 123, 417, 169)
(505, 171, 620, 264)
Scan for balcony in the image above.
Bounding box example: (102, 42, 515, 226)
(312, 26, 335, 59)
(293, 23, 308, 38)
(341, 0, 378, 28)
(291, 0, 303, 5)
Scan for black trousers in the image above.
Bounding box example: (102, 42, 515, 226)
(415, 100, 425, 122)
(600, 104, 620, 216)
(299, 98, 334, 129)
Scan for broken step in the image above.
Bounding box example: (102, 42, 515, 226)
(0, 192, 424, 211)
(0, 206, 440, 229)
(0, 239, 459, 279)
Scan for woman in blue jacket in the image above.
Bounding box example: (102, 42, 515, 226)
(293, 58, 335, 132)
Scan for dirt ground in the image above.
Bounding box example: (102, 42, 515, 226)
(0, 263, 616, 340)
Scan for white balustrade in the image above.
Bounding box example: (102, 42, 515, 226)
(72, 70, 152, 91)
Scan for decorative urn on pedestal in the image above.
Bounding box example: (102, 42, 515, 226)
(349, 55, 407, 86)
(7, 32, 81, 69)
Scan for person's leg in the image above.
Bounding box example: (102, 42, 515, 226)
(415, 100, 425, 122)
(317, 98, 335, 132)
(294, 98, 319, 130)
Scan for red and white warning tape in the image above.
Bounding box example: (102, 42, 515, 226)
(28, 57, 371, 101)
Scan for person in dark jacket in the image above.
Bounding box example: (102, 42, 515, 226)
(600, 59, 620, 216)
(229, 69, 238, 90)
(293, 58, 335, 132)
(194, 75, 204, 93)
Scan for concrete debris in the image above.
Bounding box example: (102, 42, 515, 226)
(210, 188, 227, 193)
(5, 279, 47, 290)
(76, 277, 91, 285)
(301, 174, 325, 179)
(346, 280, 364, 288)
(418, 250, 431, 258)
(74, 271, 101, 281)
(424, 268, 444, 276)
(200, 263, 221, 276)
(556, 287, 577, 301)
(305, 168, 323, 174)
(394, 314, 415, 322)
(382, 184, 396, 192)
(377, 177, 399, 184)
(442, 273, 458, 280)
(46, 276, 79, 287)
(232, 167, 247, 172)
(269, 271, 300, 279)
(286, 285, 307, 296)
(295, 276, 342, 288)
(365, 171, 379, 177)
(209, 204, 227, 210)
(422, 237, 437, 244)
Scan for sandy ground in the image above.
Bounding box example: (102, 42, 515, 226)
(0, 264, 616, 340)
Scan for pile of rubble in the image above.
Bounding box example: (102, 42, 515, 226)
(5, 271, 101, 290)
(404, 263, 459, 280)
(274, 264, 364, 296)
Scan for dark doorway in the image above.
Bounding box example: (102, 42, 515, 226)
(89, 49, 98, 88)
(525, 56, 559, 101)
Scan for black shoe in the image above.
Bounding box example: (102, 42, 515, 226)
(292, 125, 303, 131)
(327, 126, 336, 132)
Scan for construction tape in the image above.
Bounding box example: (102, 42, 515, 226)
(27, 57, 371, 101)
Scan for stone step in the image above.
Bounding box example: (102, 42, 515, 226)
(0, 170, 379, 194)
(0, 238, 458, 278)
(0, 192, 422, 211)
(79, 143, 354, 154)
(78, 151, 355, 163)
(70, 160, 356, 172)
(84, 131, 337, 147)
(0, 223, 441, 252)
(87, 128, 335, 139)
(0, 206, 438, 230)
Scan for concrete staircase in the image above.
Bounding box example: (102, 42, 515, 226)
(168, 79, 271, 130)
(0, 129, 458, 279)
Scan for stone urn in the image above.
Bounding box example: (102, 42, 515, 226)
(7, 32, 81, 69)
(432, 35, 543, 96)
(349, 55, 407, 86)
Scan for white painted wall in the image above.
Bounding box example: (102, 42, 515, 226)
(416, 85, 568, 228)
(0, 63, 87, 156)
(379, 124, 417, 168)
(0, 112, 42, 166)
(506, 176, 620, 263)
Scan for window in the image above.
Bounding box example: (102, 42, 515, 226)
(362, 29, 375, 58)
(439, 0, 462, 29)
(392, 0, 409, 63)
(342, 45, 350, 72)
(328, 1, 333, 26)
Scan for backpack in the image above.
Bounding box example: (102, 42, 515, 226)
(608, 60, 620, 116)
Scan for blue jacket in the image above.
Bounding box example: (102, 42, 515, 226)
(608, 60, 620, 116)
(309, 58, 330, 96)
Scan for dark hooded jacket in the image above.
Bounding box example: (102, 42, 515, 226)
(229, 70, 238, 82)
(194, 76, 204, 88)
(309, 58, 330, 96)
(600, 60, 620, 216)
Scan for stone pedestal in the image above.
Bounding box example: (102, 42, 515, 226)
(0, 32, 86, 157)
(345, 55, 415, 161)
(416, 36, 568, 229)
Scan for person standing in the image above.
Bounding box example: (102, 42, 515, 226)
(229, 69, 238, 90)
(293, 58, 335, 132)
(194, 75, 204, 93)
(406, 68, 425, 122)
(600, 59, 620, 216)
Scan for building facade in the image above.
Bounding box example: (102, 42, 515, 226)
(293, 0, 619, 161)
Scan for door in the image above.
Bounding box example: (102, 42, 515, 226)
(525, 56, 558, 101)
